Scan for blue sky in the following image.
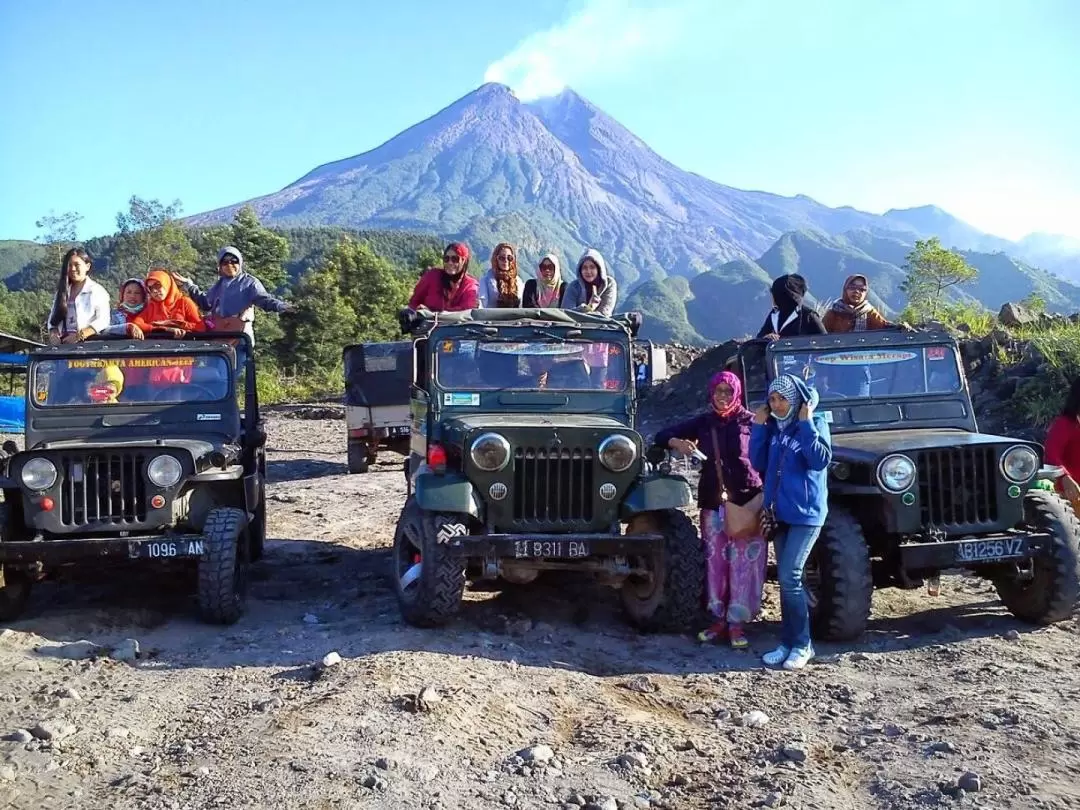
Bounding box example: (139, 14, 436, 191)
(1, 0, 1077, 242)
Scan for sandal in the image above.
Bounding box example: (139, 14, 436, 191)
(729, 624, 749, 649)
(697, 621, 727, 643)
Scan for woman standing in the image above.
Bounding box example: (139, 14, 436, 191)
(1044, 377, 1080, 512)
(477, 243, 524, 308)
(655, 371, 765, 647)
(522, 254, 566, 308)
(46, 247, 111, 344)
(99, 278, 148, 338)
(821, 274, 894, 332)
(757, 274, 826, 339)
(408, 242, 479, 312)
(750, 374, 832, 670)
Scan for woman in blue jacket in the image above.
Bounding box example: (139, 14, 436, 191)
(749, 373, 832, 670)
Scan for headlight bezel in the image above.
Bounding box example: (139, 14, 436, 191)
(147, 454, 183, 488)
(20, 457, 58, 491)
(1000, 444, 1039, 484)
(469, 432, 512, 473)
(876, 453, 916, 493)
(598, 434, 638, 473)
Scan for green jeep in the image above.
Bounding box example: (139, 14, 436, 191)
(737, 329, 1080, 640)
(391, 307, 704, 630)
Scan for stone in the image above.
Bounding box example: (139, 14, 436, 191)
(999, 302, 1039, 329)
(758, 792, 783, 808)
(781, 745, 808, 763)
(107, 727, 131, 740)
(1004, 629, 1022, 641)
(622, 675, 659, 694)
(375, 756, 398, 771)
(321, 651, 342, 668)
(0, 765, 14, 782)
(618, 751, 650, 770)
(741, 710, 770, 728)
(958, 772, 982, 793)
(36, 640, 105, 661)
(302, 613, 320, 624)
(3, 730, 33, 744)
(31, 722, 76, 741)
(54, 687, 81, 701)
(520, 744, 555, 764)
(110, 639, 140, 662)
(256, 697, 283, 712)
(928, 741, 958, 754)
(416, 686, 442, 712)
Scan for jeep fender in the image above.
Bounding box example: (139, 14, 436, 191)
(414, 471, 484, 521)
(620, 475, 693, 519)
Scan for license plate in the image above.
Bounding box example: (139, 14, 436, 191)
(955, 537, 1026, 563)
(389, 426, 410, 436)
(513, 540, 591, 559)
(136, 540, 205, 559)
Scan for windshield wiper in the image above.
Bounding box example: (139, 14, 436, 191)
(532, 328, 581, 341)
(464, 326, 498, 337)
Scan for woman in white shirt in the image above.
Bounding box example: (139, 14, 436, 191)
(46, 248, 112, 344)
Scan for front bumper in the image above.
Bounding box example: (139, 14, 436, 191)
(446, 532, 665, 559)
(0, 533, 208, 564)
(899, 531, 1053, 570)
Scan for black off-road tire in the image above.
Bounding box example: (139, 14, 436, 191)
(808, 507, 874, 641)
(0, 504, 32, 622)
(994, 489, 1080, 624)
(348, 442, 370, 474)
(249, 452, 267, 562)
(392, 497, 467, 627)
(621, 509, 706, 633)
(197, 507, 249, 625)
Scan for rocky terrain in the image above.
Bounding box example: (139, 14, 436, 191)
(1, 411, 1079, 809)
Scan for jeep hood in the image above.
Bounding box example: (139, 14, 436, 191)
(835, 428, 1037, 461)
(445, 414, 632, 434)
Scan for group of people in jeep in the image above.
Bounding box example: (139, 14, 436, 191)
(46, 246, 293, 347)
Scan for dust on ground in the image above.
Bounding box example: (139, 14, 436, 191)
(1, 415, 1079, 810)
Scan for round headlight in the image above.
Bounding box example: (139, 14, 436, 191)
(147, 455, 183, 488)
(877, 454, 916, 493)
(1001, 445, 1039, 483)
(599, 434, 637, 473)
(470, 433, 511, 472)
(21, 457, 57, 491)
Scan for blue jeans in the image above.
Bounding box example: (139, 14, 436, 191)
(773, 524, 822, 650)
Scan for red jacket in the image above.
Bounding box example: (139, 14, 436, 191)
(408, 269, 478, 312)
(1045, 415, 1080, 494)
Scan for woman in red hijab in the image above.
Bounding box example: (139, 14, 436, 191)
(654, 371, 766, 648)
(132, 269, 206, 337)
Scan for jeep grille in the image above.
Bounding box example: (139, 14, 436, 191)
(59, 452, 148, 527)
(512, 446, 595, 527)
(917, 447, 998, 529)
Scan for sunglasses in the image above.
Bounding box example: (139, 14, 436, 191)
(846, 284, 868, 292)
(497, 254, 514, 262)
(444, 255, 463, 264)
(539, 263, 555, 271)
(219, 257, 239, 265)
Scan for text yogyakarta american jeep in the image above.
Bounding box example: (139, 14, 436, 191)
(0, 333, 267, 624)
(391, 306, 705, 630)
(736, 329, 1080, 640)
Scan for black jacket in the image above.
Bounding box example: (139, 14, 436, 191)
(522, 278, 567, 308)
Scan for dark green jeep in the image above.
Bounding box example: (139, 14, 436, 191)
(737, 329, 1080, 640)
(391, 307, 704, 630)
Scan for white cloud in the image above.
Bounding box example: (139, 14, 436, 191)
(483, 0, 697, 101)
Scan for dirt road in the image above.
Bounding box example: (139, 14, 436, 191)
(1, 415, 1079, 809)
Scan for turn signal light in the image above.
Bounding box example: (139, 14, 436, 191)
(427, 443, 448, 473)
(150, 494, 166, 509)
(39, 497, 54, 512)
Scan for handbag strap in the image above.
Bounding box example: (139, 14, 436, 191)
(710, 426, 730, 504)
(765, 428, 790, 510)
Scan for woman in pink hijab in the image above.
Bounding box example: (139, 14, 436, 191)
(654, 371, 766, 647)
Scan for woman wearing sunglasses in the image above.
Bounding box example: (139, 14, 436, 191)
(821, 274, 895, 332)
(408, 242, 479, 312)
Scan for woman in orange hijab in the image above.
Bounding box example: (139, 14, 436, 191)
(132, 268, 206, 337)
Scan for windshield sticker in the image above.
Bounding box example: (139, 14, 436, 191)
(478, 342, 583, 356)
(196, 413, 222, 421)
(440, 340, 455, 353)
(66, 357, 195, 369)
(927, 347, 947, 360)
(443, 392, 480, 406)
(816, 351, 917, 366)
(820, 410, 834, 423)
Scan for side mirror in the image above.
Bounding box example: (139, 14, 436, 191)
(1, 440, 17, 457)
(625, 312, 643, 338)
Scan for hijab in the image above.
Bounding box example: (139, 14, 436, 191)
(536, 253, 563, 307)
(491, 242, 520, 306)
(142, 268, 186, 323)
(829, 273, 874, 330)
(709, 370, 743, 421)
(768, 374, 806, 432)
(117, 278, 147, 315)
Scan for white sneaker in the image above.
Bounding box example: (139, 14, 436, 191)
(762, 645, 790, 666)
(782, 647, 815, 670)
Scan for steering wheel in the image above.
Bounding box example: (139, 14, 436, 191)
(153, 384, 218, 403)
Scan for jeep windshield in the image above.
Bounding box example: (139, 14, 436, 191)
(773, 344, 962, 402)
(436, 338, 628, 391)
(32, 354, 231, 407)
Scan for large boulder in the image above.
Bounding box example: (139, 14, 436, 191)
(998, 302, 1039, 328)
